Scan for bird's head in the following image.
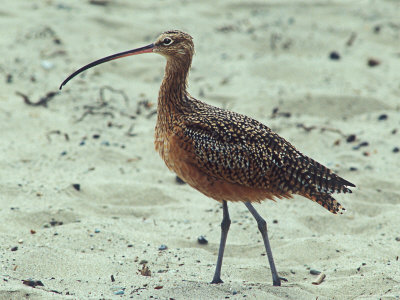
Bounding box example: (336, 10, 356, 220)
(59, 30, 194, 89)
(153, 30, 194, 60)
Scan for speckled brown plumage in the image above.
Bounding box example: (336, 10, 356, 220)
(153, 30, 355, 214)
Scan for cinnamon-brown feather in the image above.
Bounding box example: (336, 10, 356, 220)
(161, 96, 354, 214)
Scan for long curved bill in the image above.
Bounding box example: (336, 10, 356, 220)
(59, 43, 154, 90)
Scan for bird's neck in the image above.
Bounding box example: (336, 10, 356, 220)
(157, 57, 192, 124)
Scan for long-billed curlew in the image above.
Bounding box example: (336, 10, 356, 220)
(60, 30, 355, 286)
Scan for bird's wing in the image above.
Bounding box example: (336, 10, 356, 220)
(180, 107, 354, 195)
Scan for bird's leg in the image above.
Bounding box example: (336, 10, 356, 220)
(211, 200, 231, 284)
(244, 202, 282, 286)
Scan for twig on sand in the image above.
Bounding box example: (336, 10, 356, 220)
(17, 91, 58, 107)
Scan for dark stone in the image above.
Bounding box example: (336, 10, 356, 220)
(22, 279, 44, 287)
(378, 114, 388, 121)
(329, 51, 340, 60)
(175, 176, 186, 185)
(368, 58, 381, 67)
(346, 134, 356, 143)
(158, 244, 168, 251)
(197, 236, 208, 245)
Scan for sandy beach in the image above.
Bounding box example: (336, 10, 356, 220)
(1, 0, 399, 299)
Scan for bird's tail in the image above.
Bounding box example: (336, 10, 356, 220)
(299, 190, 345, 214)
(294, 155, 355, 214)
(298, 155, 355, 194)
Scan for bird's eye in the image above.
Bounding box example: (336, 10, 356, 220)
(163, 38, 173, 45)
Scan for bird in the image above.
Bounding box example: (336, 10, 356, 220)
(60, 30, 355, 286)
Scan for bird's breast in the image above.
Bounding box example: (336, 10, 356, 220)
(155, 127, 171, 165)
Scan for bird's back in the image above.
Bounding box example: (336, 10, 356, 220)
(161, 95, 354, 214)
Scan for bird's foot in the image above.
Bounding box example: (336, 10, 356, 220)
(273, 278, 281, 286)
(280, 276, 288, 282)
(210, 277, 224, 284)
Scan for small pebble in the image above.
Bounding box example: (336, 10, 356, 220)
(378, 114, 388, 121)
(113, 290, 124, 295)
(329, 51, 340, 60)
(6, 74, 13, 83)
(346, 134, 356, 143)
(158, 244, 168, 251)
(353, 141, 369, 150)
(92, 134, 100, 139)
(310, 269, 321, 275)
(395, 237, 400, 242)
(79, 140, 85, 146)
(273, 219, 278, 224)
(101, 141, 110, 146)
(57, 4, 72, 10)
(197, 236, 208, 245)
(60, 151, 67, 156)
(111, 275, 115, 282)
(94, 228, 100, 233)
(90, 0, 110, 6)
(175, 176, 186, 185)
(11, 246, 18, 251)
(49, 219, 63, 226)
(41, 60, 54, 70)
(232, 290, 238, 295)
(349, 167, 358, 171)
(22, 279, 44, 287)
(368, 58, 380, 67)
(312, 273, 326, 285)
(393, 147, 399, 153)
(72, 183, 80, 191)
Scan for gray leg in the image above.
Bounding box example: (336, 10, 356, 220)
(244, 202, 282, 286)
(211, 200, 231, 284)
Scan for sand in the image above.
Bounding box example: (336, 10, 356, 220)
(1, 0, 400, 299)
